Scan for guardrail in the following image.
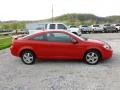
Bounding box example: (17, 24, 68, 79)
(0, 32, 14, 36)
(0, 31, 28, 36)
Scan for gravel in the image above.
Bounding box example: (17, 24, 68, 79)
(0, 33, 120, 90)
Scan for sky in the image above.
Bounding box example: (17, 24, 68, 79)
(0, 0, 120, 21)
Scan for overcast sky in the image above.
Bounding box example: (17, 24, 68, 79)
(0, 0, 120, 21)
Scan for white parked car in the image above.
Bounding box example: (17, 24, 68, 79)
(113, 24, 120, 32)
(79, 25, 91, 33)
(91, 24, 103, 33)
(68, 25, 81, 36)
(28, 23, 81, 36)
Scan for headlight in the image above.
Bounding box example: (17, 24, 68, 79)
(103, 43, 111, 50)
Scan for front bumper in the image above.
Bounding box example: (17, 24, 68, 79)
(102, 49, 113, 60)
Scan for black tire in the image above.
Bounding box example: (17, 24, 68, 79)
(84, 50, 101, 65)
(21, 50, 36, 65)
(72, 32, 78, 35)
(92, 29, 95, 33)
(104, 28, 107, 33)
(81, 30, 84, 34)
(116, 28, 118, 33)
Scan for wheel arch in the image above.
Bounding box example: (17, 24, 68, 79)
(83, 48, 102, 60)
(19, 48, 36, 58)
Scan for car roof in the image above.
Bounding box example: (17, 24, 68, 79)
(44, 29, 68, 32)
(32, 30, 69, 35)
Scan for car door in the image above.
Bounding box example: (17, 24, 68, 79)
(43, 32, 83, 59)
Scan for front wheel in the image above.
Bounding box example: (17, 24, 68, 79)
(84, 50, 101, 65)
(21, 50, 36, 65)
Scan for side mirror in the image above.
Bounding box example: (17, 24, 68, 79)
(71, 38, 78, 44)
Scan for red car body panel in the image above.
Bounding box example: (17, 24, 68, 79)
(10, 30, 113, 61)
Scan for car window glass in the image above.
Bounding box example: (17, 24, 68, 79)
(116, 24, 120, 26)
(32, 34, 47, 41)
(58, 24, 67, 30)
(50, 24, 55, 29)
(82, 25, 88, 27)
(47, 32, 72, 42)
(93, 25, 99, 27)
(70, 26, 77, 28)
(104, 24, 111, 26)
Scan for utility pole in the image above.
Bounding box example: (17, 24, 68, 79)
(51, 0, 54, 23)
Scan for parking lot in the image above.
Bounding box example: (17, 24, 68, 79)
(0, 33, 120, 90)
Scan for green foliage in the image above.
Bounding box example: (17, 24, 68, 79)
(2, 24, 10, 29)
(0, 22, 25, 30)
(0, 37, 12, 50)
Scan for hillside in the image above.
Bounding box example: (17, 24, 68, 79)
(51, 13, 120, 25)
(1, 13, 120, 28)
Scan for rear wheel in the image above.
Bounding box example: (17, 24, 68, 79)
(81, 30, 84, 34)
(84, 50, 101, 65)
(21, 50, 36, 65)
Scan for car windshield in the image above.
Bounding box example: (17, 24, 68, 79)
(116, 24, 120, 26)
(93, 25, 99, 27)
(70, 26, 77, 28)
(104, 24, 111, 26)
(82, 25, 88, 27)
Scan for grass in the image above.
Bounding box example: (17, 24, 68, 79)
(0, 36, 12, 50)
(0, 35, 10, 38)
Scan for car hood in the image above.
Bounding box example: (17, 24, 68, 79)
(85, 39, 105, 45)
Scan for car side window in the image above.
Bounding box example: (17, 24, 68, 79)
(49, 24, 55, 29)
(57, 24, 67, 30)
(47, 32, 72, 42)
(32, 34, 47, 41)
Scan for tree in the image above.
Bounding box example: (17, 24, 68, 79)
(2, 24, 9, 30)
(10, 22, 25, 34)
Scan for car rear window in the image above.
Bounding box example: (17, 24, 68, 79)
(32, 34, 47, 41)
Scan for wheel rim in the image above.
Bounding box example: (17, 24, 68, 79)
(86, 52, 99, 64)
(22, 52, 34, 64)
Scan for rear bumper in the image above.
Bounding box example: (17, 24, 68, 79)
(10, 46, 19, 57)
(93, 29, 103, 31)
(105, 28, 116, 31)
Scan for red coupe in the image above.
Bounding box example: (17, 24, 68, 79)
(10, 30, 112, 65)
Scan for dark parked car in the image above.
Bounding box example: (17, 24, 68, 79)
(103, 24, 116, 33)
